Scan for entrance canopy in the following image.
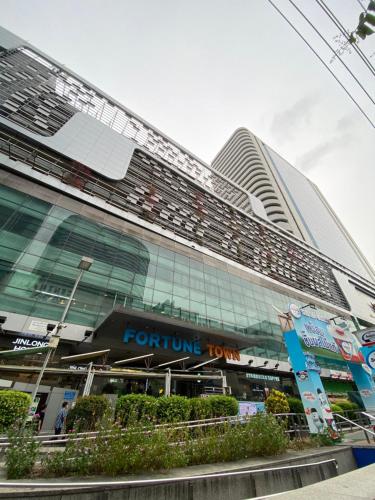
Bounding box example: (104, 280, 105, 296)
(90, 305, 252, 370)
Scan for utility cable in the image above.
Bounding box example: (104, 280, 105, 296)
(355, 0, 366, 10)
(287, 0, 375, 105)
(266, 0, 375, 128)
(316, 0, 375, 77)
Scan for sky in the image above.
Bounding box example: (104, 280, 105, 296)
(1, 0, 374, 268)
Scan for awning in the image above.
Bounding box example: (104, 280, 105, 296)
(88, 305, 253, 368)
(0, 346, 50, 358)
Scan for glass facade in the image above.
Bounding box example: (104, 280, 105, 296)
(0, 184, 347, 362)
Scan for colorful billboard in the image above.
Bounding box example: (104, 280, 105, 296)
(291, 310, 364, 364)
(284, 305, 375, 429)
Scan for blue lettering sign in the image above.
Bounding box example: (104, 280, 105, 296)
(123, 328, 202, 355)
(193, 341, 202, 355)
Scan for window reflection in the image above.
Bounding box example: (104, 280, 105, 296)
(0, 184, 356, 361)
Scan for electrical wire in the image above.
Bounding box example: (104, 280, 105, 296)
(266, 0, 375, 128)
(355, 0, 366, 10)
(316, 0, 375, 77)
(288, 0, 374, 105)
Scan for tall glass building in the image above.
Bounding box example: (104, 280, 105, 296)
(0, 26, 374, 401)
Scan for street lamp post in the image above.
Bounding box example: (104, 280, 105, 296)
(30, 256, 93, 404)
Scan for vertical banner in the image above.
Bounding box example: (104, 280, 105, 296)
(284, 304, 375, 426)
(349, 360, 375, 411)
(284, 329, 336, 434)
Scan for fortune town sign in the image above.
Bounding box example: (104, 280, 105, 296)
(123, 328, 240, 362)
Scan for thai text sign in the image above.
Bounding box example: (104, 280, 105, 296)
(293, 312, 363, 364)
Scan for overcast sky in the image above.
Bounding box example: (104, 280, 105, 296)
(1, 0, 374, 268)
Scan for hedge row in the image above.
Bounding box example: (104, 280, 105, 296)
(67, 395, 111, 432)
(285, 396, 359, 419)
(0, 390, 31, 431)
(115, 394, 239, 425)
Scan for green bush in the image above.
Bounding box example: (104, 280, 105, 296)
(6, 426, 40, 479)
(334, 400, 359, 419)
(188, 397, 213, 420)
(66, 395, 111, 432)
(246, 412, 289, 456)
(115, 394, 239, 425)
(43, 422, 187, 477)
(207, 396, 239, 418)
(330, 403, 343, 415)
(156, 396, 190, 423)
(286, 397, 304, 414)
(265, 389, 290, 414)
(116, 394, 157, 425)
(42, 412, 288, 477)
(0, 390, 31, 430)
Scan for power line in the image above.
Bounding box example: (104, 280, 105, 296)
(355, 0, 366, 10)
(287, 0, 374, 106)
(266, 0, 375, 129)
(316, 0, 375, 77)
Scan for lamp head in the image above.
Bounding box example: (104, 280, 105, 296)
(78, 256, 93, 271)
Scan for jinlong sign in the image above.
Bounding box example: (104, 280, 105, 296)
(123, 328, 240, 361)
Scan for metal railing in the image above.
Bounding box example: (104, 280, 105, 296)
(333, 412, 375, 444)
(1, 410, 372, 450)
(0, 412, 311, 449)
(0, 414, 250, 448)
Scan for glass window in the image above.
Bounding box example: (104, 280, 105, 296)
(172, 283, 189, 298)
(189, 289, 205, 303)
(189, 299, 206, 316)
(206, 305, 221, 320)
(157, 256, 174, 270)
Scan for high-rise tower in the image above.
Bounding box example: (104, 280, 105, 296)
(212, 128, 375, 283)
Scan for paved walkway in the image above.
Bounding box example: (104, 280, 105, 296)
(258, 463, 375, 499)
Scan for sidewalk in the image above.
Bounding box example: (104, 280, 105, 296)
(259, 463, 375, 499)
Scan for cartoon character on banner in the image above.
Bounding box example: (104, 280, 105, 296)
(328, 323, 364, 364)
(317, 388, 339, 439)
(309, 408, 325, 434)
(302, 391, 326, 434)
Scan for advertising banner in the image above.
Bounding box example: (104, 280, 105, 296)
(284, 304, 375, 425)
(292, 312, 364, 364)
(360, 345, 375, 374)
(284, 329, 337, 435)
(238, 401, 265, 417)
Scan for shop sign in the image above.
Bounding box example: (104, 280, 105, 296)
(11, 337, 49, 351)
(123, 328, 240, 361)
(356, 327, 375, 346)
(329, 369, 352, 379)
(238, 401, 265, 416)
(63, 390, 76, 401)
(246, 373, 280, 382)
(123, 328, 202, 355)
(207, 343, 240, 361)
(28, 320, 49, 334)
